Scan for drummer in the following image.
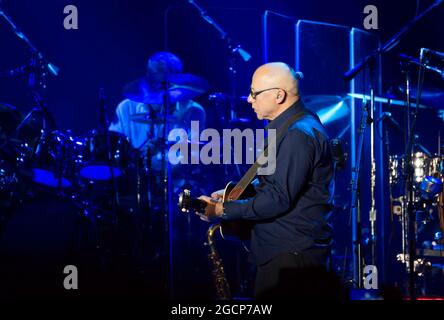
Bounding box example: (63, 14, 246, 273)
(109, 51, 207, 171)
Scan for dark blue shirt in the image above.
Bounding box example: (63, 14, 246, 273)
(223, 99, 335, 265)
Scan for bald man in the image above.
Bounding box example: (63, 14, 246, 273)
(199, 62, 336, 299)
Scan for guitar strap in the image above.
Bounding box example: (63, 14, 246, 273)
(228, 110, 306, 200)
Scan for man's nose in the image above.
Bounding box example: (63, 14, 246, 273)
(247, 94, 254, 104)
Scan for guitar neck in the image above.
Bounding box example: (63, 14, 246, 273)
(227, 162, 260, 201)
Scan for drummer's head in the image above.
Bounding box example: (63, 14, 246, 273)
(146, 52, 183, 83)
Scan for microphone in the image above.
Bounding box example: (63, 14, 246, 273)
(376, 111, 404, 133)
(375, 111, 392, 123)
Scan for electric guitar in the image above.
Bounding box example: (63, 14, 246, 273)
(178, 181, 256, 241)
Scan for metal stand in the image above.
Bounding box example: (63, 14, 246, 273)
(187, 0, 251, 125)
(160, 79, 174, 299)
(0, 6, 59, 186)
(349, 81, 374, 288)
(368, 61, 377, 268)
(344, 0, 443, 289)
(401, 48, 427, 300)
(99, 88, 120, 211)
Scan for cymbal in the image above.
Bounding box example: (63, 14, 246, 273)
(304, 95, 345, 111)
(304, 95, 350, 125)
(398, 85, 444, 108)
(123, 74, 209, 104)
(168, 73, 209, 92)
(398, 85, 443, 99)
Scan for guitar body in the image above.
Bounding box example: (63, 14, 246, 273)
(219, 181, 256, 241)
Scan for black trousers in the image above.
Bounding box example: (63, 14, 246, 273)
(254, 249, 345, 300)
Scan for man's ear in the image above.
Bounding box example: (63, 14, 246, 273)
(276, 90, 286, 104)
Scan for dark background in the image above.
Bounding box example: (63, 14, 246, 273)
(1, 0, 443, 135)
(1, 0, 444, 299)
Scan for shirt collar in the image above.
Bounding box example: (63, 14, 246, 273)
(265, 98, 306, 130)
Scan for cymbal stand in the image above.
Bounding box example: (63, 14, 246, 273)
(99, 89, 120, 212)
(160, 79, 174, 298)
(401, 48, 427, 300)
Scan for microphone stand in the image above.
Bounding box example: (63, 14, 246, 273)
(349, 81, 373, 289)
(343, 0, 443, 290)
(1, 6, 59, 156)
(187, 0, 251, 125)
(0, 6, 59, 78)
(400, 48, 427, 300)
(344, 0, 442, 81)
(186, 1, 252, 294)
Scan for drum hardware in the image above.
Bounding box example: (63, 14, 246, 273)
(420, 176, 443, 200)
(121, 62, 211, 296)
(391, 196, 404, 217)
(343, 0, 443, 290)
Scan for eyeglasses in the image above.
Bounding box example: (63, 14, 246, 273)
(249, 87, 282, 100)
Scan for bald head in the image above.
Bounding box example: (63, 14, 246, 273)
(248, 62, 301, 120)
(253, 62, 300, 98)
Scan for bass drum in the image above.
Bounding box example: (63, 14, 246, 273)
(0, 195, 97, 299)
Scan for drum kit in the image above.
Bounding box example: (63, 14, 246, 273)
(0, 72, 210, 230)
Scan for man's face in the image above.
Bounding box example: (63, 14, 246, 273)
(247, 72, 279, 121)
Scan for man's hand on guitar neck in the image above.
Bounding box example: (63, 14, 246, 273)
(197, 195, 224, 222)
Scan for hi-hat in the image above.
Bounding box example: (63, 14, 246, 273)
(123, 73, 209, 104)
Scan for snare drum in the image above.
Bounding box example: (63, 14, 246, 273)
(79, 130, 134, 181)
(412, 152, 431, 184)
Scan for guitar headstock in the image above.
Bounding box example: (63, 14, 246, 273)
(178, 189, 208, 214)
(178, 189, 192, 213)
